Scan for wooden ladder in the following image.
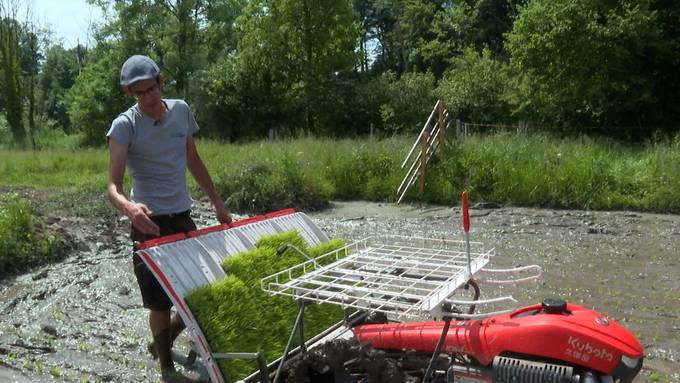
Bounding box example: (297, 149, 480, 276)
(396, 100, 450, 204)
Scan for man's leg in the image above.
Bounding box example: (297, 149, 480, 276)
(148, 311, 185, 358)
(150, 309, 175, 375)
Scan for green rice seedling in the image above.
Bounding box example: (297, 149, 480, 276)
(186, 230, 345, 382)
(51, 304, 65, 322)
(647, 372, 671, 383)
(49, 364, 61, 377)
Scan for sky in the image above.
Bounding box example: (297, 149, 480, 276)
(22, 0, 105, 49)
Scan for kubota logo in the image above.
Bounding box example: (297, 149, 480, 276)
(565, 336, 613, 363)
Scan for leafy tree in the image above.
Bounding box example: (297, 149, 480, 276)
(379, 71, 435, 134)
(436, 47, 511, 123)
(203, 0, 245, 61)
(445, 0, 526, 60)
(648, 0, 680, 126)
(155, 0, 208, 99)
(39, 44, 82, 132)
(66, 48, 129, 147)
(371, 0, 445, 75)
(19, 23, 43, 149)
(506, 0, 662, 127)
(224, 0, 360, 135)
(0, 1, 24, 141)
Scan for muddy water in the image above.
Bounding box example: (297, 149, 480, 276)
(0, 201, 678, 382)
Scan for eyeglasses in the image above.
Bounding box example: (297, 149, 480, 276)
(131, 83, 159, 99)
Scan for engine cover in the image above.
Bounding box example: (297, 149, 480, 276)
(353, 301, 643, 382)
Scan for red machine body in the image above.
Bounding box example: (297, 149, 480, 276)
(353, 301, 643, 381)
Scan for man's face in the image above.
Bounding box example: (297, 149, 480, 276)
(129, 78, 161, 108)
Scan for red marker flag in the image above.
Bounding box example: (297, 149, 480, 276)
(462, 191, 470, 232)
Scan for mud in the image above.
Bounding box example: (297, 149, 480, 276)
(0, 200, 678, 382)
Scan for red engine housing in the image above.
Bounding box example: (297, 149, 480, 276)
(352, 301, 643, 375)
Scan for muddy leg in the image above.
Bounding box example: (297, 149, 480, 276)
(150, 310, 175, 376)
(149, 312, 185, 359)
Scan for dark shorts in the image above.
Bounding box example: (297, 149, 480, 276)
(131, 210, 196, 311)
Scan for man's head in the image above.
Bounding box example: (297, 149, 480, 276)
(120, 55, 164, 107)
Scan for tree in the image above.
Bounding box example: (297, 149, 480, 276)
(379, 71, 435, 134)
(506, 0, 662, 127)
(648, 0, 680, 126)
(233, 0, 360, 134)
(39, 44, 82, 132)
(156, 0, 208, 99)
(0, 0, 24, 141)
(447, 0, 527, 60)
(19, 7, 44, 149)
(66, 46, 129, 147)
(436, 47, 511, 123)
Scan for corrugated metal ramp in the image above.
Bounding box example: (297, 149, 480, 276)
(135, 209, 329, 383)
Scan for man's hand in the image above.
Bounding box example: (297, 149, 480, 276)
(214, 200, 232, 224)
(125, 202, 160, 236)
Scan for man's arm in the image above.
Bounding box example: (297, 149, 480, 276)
(107, 139, 160, 235)
(186, 136, 232, 224)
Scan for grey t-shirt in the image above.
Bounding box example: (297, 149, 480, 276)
(106, 99, 199, 216)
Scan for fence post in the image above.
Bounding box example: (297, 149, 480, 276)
(419, 129, 429, 197)
(456, 119, 462, 137)
(437, 100, 445, 149)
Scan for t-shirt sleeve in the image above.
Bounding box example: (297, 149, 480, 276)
(185, 102, 199, 136)
(107, 115, 133, 148)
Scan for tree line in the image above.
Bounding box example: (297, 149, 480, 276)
(1, 0, 679, 148)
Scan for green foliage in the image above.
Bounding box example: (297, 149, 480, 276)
(0, 193, 55, 274)
(0, 148, 107, 189)
(39, 44, 83, 133)
(215, 151, 332, 214)
(426, 132, 680, 211)
(436, 47, 511, 123)
(379, 71, 436, 134)
(186, 231, 345, 382)
(66, 50, 128, 147)
(506, 0, 662, 126)
(2, 134, 680, 214)
(321, 141, 402, 200)
(201, 0, 361, 135)
(0, 15, 24, 141)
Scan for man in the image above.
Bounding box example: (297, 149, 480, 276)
(106, 55, 231, 382)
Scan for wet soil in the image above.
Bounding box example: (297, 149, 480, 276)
(0, 200, 678, 382)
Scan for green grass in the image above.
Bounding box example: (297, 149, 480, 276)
(1, 133, 679, 214)
(426, 133, 680, 211)
(185, 231, 346, 382)
(0, 148, 107, 189)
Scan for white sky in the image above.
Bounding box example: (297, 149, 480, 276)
(20, 0, 105, 48)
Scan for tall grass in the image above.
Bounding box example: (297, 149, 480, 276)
(0, 148, 107, 188)
(1, 134, 679, 213)
(427, 133, 680, 211)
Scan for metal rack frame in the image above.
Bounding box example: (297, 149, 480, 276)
(262, 235, 506, 320)
(262, 234, 542, 383)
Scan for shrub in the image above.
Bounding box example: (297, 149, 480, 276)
(216, 154, 331, 214)
(0, 193, 55, 274)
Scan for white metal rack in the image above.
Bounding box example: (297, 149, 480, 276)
(262, 235, 542, 321)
